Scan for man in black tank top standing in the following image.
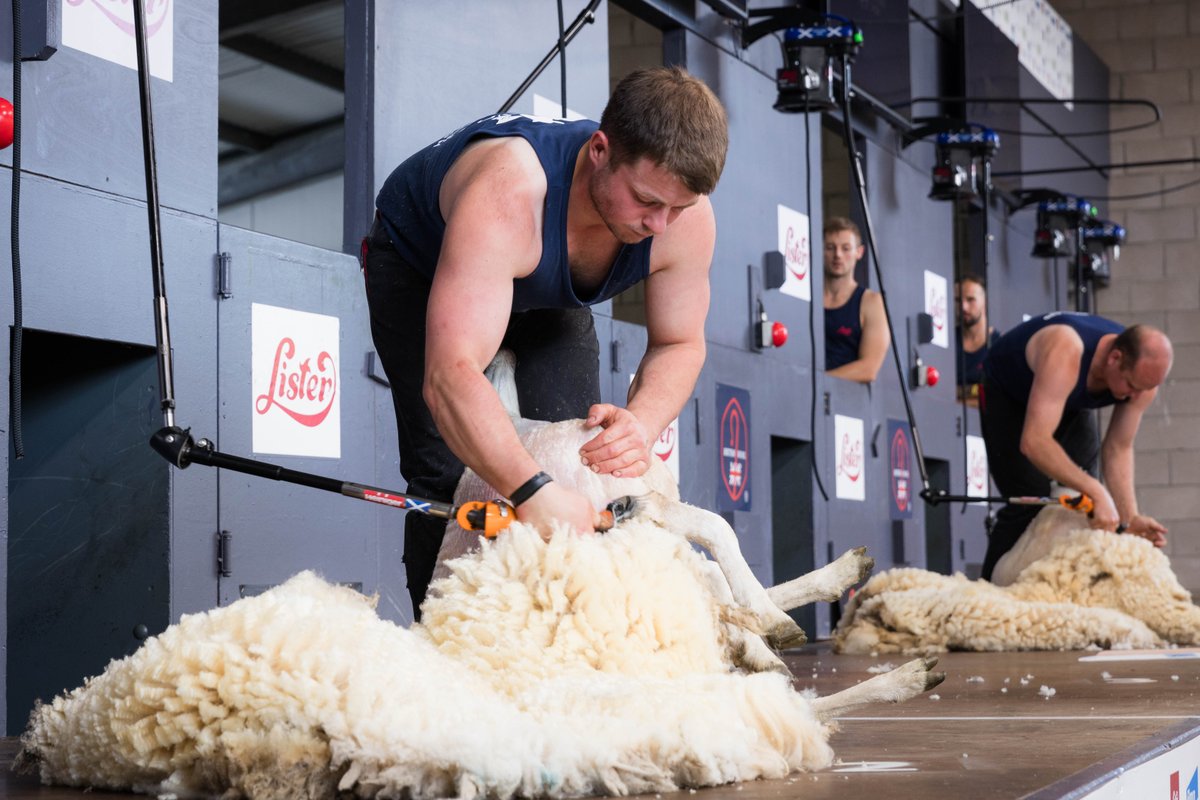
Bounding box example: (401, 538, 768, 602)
(362, 68, 729, 617)
(822, 217, 889, 383)
(978, 312, 1174, 580)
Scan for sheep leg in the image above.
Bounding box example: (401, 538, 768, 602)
(809, 657, 945, 722)
(638, 494, 807, 650)
(766, 547, 874, 611)
(697, 561, 797, 675)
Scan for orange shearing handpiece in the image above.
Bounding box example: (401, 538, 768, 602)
(1060, 493, 1094, 515)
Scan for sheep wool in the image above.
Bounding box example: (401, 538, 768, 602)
(834, 507, 1197, 655)
(21, 520, 834, 799)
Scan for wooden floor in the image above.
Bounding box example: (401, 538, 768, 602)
(5, 645, 1199, 799)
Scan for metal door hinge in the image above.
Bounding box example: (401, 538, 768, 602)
(218, 252, 233, 299)
(217, 530, 232, 577)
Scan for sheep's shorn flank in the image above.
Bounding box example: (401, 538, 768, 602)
(20, 523, 838, 800)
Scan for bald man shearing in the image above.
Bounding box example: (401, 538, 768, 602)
(978, 312, 1174, 580)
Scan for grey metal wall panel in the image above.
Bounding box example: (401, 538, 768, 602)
(0, 0, 217, 217)
(213, 225, 393, 612)
(371, 1, 612, 205)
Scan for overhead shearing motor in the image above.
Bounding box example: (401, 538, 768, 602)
(928, 128, 1000, 201)
(1032, 195, 1097, 258)
(1080, 220, 1125, 287)
(774, 21, 863, 113)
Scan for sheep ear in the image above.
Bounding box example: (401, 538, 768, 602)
(485, 349, 521, 417)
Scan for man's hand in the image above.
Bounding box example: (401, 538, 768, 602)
(1125, 514, 1168, 548)
(1087, 488, 1122, 532)
(579, 404, 651, 478)
(514, 482, 604, 540)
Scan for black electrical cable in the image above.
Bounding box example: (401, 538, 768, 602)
(804, 108, 828, 502)
(838, 58, 931, 492)
(557, 0, 567, 117)
(9, 0, 24, 459)
(1091, 175, 1200, 202)
(902, 98, 1161, 141)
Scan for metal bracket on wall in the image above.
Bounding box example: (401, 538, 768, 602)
(367, 352, 390, 387)
(20, 0, 59, 61)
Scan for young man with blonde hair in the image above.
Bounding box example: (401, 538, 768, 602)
(363, 67, 729, 615)
(823, 216, 889, 383)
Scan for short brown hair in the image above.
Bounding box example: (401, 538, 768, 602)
(599, 66, 728, 195)
(1112, 324, 1145, 363)
(957, 272, 987, 291)
(824, 216, 862, 242)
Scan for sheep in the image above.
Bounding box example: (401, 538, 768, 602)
(434, 350, 875, 669)
(833, 505, 1198, 655)
(20, 525, 943, 800)
(18, 352, 946, 798)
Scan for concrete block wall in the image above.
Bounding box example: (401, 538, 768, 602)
(1051, 0, 1200, 592)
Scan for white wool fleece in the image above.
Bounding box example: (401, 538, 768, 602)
(22, 522, 833, 800)
(833, 505, 1200, 655)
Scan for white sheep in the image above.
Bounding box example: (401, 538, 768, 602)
(20, 525, 942, 799)
(18, 353, 945, 798)
(434, 351, 873, 671)
(834, 506, 1198, 655)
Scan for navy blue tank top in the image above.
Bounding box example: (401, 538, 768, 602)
(956, 327, 1000, 387)
(983, 311, 1124, 410)
(825, 284, 866, 370)
(374, 114, 653, 312)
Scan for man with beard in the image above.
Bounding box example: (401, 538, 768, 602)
(955, 273, 999, 406)
(362, 67, 729, 616)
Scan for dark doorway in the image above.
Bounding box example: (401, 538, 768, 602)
(8, 330, 169, 732)
(924, 457, 952, 575)
(771, 436, 816, 638)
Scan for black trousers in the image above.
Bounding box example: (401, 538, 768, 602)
(362, 220, 601, 619)
(978, 377, 1100, 580)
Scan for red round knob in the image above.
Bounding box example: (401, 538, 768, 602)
(0, 97, 13, 150)
(771, 321, 788, 348)
(926, 365, 940, 387)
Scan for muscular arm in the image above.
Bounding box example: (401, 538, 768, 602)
(578, 198, 715, 476)
(1019, 327, 1113, 521)
(425, 140, 600, 533)
(1102, 390, 1156, 522)
(827, 289, 890, 383)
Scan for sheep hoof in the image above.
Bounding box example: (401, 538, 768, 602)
(845, 546, 875, 584)
(766, 620, 808, 650)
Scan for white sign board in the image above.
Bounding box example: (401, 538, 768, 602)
(630, 374, 680, 483)
(777, 204, 812, 301)
(532, 94, 586, 121)
(834, 414, 865, 501)
(925, 270, 949, 349)
(62, 0, 174, 82)
(252, 303, 341, 459)
(966, 434, 989, 502)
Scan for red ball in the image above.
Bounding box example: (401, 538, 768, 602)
(0, 97, 12, 150)
(926, 365, 940, 387)
(0, 96, 12, 149)
(771, 320, 788, 348)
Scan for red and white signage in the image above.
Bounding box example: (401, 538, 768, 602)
(925, 270, 949, 349)
(252, 303, 341, 459)
(835, 414, 865, 501)
(630, 374, 680, 483)
(777, 204, 811, 302)
(966, 434, 989, 502)
(63, 0, 174, 82)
